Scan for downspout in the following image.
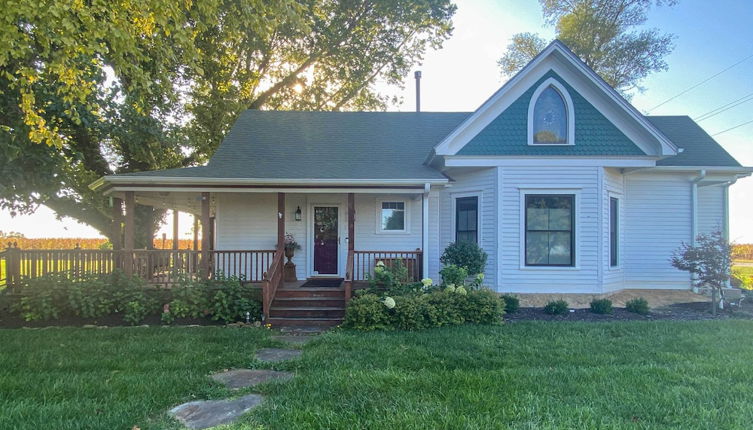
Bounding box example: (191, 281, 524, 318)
(422, 183, 430, 280)
(691, 169, 706, 246)
(723, 178, 737, 288)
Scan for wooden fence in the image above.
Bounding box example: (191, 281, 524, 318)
(0, 243, 275, 289)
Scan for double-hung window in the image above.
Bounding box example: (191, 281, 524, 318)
(525, 194, 575, 266)
(455, 196, 479, 243)
(380, 201, 406, 232)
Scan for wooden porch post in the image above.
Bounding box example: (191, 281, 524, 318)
(193, 216, 199, 250)
(111, 197, 123, 250)
(172, 210, 179, 250)
(123, 191, 135, 276)
(345, 192, 355, 301)
(201, 192, 211, 278)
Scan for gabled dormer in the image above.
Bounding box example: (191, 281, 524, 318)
(430, 40, 678, 167)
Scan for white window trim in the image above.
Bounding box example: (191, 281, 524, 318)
(527, 77, 576, 147)
(608, 192, 622, 270)
(519, 188, 581, 270)
(451, 191, 483, 245)
(375, 198, 410, 235)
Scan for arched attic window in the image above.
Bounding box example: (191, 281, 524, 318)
(528, 78, 575, 146)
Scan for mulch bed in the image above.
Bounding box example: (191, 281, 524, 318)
(505, 301, 753, 323)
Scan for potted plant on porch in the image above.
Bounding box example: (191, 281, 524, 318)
(283, 233, 301, 282)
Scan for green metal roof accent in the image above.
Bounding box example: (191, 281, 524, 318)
(457, 71, 646, 156)
(647, 116, 742, 167)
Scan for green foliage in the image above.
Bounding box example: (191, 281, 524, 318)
(625, 297, 650, 315)
(440, 242, 488, 275)
(439, 264, 468, 287)
(589, 299, 613, 314)
(543, 300, 569, 315)
(501, 294, 520, 314)
(499, 0, 677, 95)
(207, 275, 261, 323)
(344, 288, 505, 331)
(1, 0, 456, 239)
(368, 260, 412, 293)
(732, 266, 753, 290)
(342, 294, 391, 331)
(9, 271, 261, 325)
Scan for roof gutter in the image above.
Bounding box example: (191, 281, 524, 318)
(90, 176, 450, 192)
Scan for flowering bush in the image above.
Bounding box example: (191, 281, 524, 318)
(343, 288, 505, 331)
(440, 241, 487, 275)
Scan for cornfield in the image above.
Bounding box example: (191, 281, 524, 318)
(0, 237, 195, 250)
(733, 244, 753, 261)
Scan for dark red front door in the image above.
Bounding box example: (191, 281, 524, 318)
(314, 206, 338, 274)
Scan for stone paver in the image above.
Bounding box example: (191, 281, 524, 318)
(211, 369, 294, 389)
(168, 394, 263, 430)
(271, 335, 314, 345)
(254, 348, 302, 363)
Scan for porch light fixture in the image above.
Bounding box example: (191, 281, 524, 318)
(295, 206, 302, 221)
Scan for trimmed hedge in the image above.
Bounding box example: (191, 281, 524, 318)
(343, 288, 505, 331)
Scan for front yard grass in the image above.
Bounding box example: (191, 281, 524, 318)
(2, 321, 753, 429)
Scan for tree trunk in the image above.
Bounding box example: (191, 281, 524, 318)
(711, 288, 718, 315)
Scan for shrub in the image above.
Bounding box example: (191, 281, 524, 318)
(543, 299, 569, 315)
(440, 242, 488, 275)
(343, 288, 504, 331)
(342, 293, 390, 331)
(590, 298, 613, 314)
(14, 274, 69, 321)
(208, 275, 261, 323)
(367, 260, 411, 293)
(439, 264, 468, 287)
(625, 297, 650, 315)
(501, 294, 520, 314)
(67, 276, 118, 318)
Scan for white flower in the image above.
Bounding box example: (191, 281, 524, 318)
(456, 286, 468, 295)
(445, 284, 456, 293)
(421, 278, 433, 288)
(383, 296, 396, 309)
(376, 261, 385, 267)
(476, 273, 485, 281)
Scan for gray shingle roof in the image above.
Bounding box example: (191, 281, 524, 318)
(646, 116, 742, 167)
(120, 111, 470, 181)
(110, 111, 742, 183)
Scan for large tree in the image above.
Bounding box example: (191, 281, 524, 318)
(498, 0, 676, 96)
(0, 0, 456, 245)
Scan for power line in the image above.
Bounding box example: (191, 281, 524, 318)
(646, 52, 753, 113)
(695, 92, 753, 122)
(712, 118, 753, 137)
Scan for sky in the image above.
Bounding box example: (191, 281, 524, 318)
(1, 0, 751, 242)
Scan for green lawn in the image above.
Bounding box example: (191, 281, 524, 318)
(2, 321, 753, 429)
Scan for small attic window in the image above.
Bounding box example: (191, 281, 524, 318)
(528, 78, 575, 146)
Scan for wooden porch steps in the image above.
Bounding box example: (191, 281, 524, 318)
(268, 284, 346, 328)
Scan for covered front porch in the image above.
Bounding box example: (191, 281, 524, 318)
(105, 185, 430, 319)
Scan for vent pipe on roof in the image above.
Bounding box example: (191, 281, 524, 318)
(414, 70, 422, 112)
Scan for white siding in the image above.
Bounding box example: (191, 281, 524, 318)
(499, 166, 600, 294)
(438, 168, 498, 288)
(698, 185, 724, 235)
(623, 173, 691, 289)
(215, 192, 423, 280)
(603, 168, 625, 292)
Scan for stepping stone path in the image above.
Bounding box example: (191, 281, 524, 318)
(211, 369, 294, 389)
(167, 338, 310, 429)
(254, 348, 303, 363)
(169, 394, 264, 430)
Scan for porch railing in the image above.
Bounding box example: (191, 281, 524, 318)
(261, 249, 284, 320)
(0, 243, 275, 289)
(351, 250, 423, 283)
